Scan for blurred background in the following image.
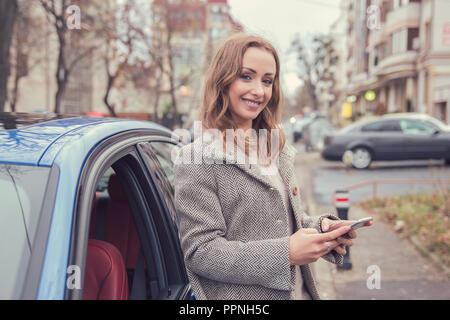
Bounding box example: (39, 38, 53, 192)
(0, 0, 449, 131)
(1, 0, 449, 296)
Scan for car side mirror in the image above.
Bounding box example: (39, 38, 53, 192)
(432, 129, 440, 135)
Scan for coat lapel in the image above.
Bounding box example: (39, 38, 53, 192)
(235, 143, 295, 191)
(199, 132, 299, 197)
(199, 134, 304, 229)
(278, 146, 305, 230)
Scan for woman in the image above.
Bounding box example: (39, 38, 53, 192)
(174, 33, 362, 300)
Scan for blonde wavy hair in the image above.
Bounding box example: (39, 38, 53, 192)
(199, 33, 286, 165)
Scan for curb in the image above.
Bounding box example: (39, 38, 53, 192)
(358, 205, 450, 278)
(409, 235, 450, 277)
(358, 206, 450, 278)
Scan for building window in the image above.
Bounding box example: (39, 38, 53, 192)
(374, 51, 379, 66)
(392, 28, 407, 54)
(407, 28, 419, 50)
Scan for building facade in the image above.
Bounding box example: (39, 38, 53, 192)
(341, 0, 450, 123)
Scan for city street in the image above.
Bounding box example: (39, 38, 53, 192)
(294, 146, 450, 299)
(313, 157, 450, 206)
(291, 141, 450, 206)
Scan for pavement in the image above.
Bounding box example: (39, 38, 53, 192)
(294, 149, 450, 300)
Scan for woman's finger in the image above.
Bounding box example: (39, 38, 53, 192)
(315, 225, 351, 243)
(327, 220, 356, 232)
(334, 245, 346, 256)
(346, 229, 357, 239)
(336, 236, 354, 247)
(302, 228, 319, 235)
(321, 239, 340, 255)
(321, 218, 331, 232)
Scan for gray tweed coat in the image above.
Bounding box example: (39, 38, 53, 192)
(173, 133, 342, 300)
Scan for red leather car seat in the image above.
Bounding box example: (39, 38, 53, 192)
(83, 239, 129, 300)
(89, 174, 141, 269)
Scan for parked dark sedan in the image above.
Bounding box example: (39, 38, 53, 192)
(321, 113, 450, 169)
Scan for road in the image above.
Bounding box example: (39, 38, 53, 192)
(299, 149, 450, 206)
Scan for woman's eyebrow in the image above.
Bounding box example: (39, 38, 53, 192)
(243, 67, 274, 76)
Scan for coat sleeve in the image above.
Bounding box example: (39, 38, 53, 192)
(302, 214, 344, 265)
(174, 161, 292, 292)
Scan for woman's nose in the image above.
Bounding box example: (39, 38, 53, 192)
(250, 82, 264, 96)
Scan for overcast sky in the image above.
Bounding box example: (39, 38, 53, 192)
(227, 0, 342, 97)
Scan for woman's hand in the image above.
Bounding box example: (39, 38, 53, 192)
(289, 225, 351, 266)
(320, 218, 374, 254)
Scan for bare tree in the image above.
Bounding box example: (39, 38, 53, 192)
(98, 0, 133, 117)
(135, 0, 198, 128)
(9, 1, 51, 112)
(40, 0, 98, 113)
(291, 34, 339, 111)
(0, 0, 18, 112)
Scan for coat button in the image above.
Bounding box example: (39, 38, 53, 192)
(293, 186, 298, 196)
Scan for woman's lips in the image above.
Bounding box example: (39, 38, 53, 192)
(241, 98, 262, 110)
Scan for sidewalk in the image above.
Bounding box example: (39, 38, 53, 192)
(294, 150, 450, 300)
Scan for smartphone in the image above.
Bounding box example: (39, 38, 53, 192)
(350, 217, 373, 230)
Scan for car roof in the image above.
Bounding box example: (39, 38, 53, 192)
(381, 112, 449, 129)
(0, 112, 172, 166)
(381, 113, 432, 120)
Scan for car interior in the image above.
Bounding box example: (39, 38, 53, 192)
(76, 142, 185, 301)
(83, 168, 143, 300)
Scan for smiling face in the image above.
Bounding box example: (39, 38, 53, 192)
(227, 47, 277, 131)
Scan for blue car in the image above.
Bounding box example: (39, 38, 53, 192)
(0, 112, 192, 300)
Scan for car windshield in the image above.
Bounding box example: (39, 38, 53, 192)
(423, 116, 450, 130)
(0, 164, 50, 299)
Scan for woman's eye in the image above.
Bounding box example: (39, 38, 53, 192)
(263, 79, 273, 85)
(240, 74, 251, 80)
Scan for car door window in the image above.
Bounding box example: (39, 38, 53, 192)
(0, 165, 50, 299)
(362, 120, 401, 132)
(138, 142, 179, 228)
(146, 142, 180, 189)
(136, 142, 190, 299)
(400, 119, 436, 134)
